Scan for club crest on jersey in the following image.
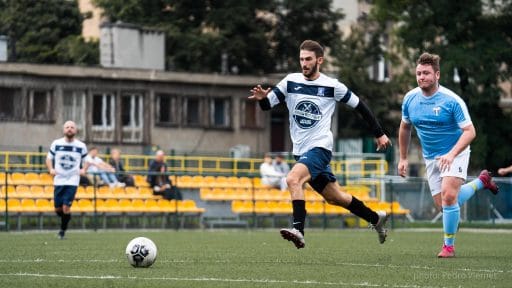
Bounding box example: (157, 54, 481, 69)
(317, 87, 325, 96)
(433, 107, 441, 116)
(293, 100, 322, 129)
(59, 154, 77, 170)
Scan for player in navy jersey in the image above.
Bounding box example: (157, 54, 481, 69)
(46, 121, 89, 239)
(249, 40, 392, 249)
(398, 53, 499, 258)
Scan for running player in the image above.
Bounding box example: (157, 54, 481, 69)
(46, 121, 89, 239)
(249, 40, 392, 249)
(398, 52, 499, 258)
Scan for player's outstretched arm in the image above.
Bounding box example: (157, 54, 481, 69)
(248, 85, 270, 101)
(354, 100, 391, 151)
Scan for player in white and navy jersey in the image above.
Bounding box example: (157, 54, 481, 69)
(249, 40, 392, 248)
(46, 121, 89, 239)
(398, 53, 498, 258)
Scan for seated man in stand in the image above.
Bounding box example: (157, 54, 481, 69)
(146, 150, 182, 200)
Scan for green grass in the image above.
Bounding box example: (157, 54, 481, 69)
(0, 229, 510, 287)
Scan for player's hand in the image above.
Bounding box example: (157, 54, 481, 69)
(49, 168, 56, 176)
(249, 85, 271, 101)
(435, 154, 454, 172)
(398, 159, 408, 178)
(498, 168, 507, 176)
(375, 134, 392, 152)
(79, 168, 86, 176)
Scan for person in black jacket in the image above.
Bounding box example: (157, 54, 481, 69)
(109, 148, 134, 187)
(146, 150, 182, 200)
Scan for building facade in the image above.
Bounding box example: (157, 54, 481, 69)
(0, 63, 284, 155)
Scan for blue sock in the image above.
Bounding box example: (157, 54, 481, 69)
(458, 178, 484, 206)
(442, 204, 460, 246)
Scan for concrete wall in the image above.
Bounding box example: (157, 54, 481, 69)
(0, 63, 281, 155)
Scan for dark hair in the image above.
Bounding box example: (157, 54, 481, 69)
(417, 52, 440, 72)
(300, 40, 324, 58)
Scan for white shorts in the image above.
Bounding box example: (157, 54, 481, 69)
(424, 149, 470, 196)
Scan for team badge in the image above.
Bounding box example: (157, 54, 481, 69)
(293, 100, 322, 129)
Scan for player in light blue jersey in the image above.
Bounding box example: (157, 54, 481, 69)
(398, 53, 499, 258)
(46, 121, 89, 239)
(249, 40, 392, 249)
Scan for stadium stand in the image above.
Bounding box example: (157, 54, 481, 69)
(0, 158, 410, 230)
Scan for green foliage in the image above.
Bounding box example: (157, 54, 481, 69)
(274, 0, 344, 72)
(0, 0, 97, 65)
(332, 19, 408, 139)
(372, 0, 512, 171)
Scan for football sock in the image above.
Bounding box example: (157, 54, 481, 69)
(347, 196, 379, 225)
(458, 178, 484, 206)
(442, 204, 460, 246)
(61, 213, 71, 231)
(56, 210, 64, 217)
(292, 200, 306, 235)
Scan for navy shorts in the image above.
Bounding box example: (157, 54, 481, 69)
(54, 185, 78, 208)
(294, 147, 337, 193)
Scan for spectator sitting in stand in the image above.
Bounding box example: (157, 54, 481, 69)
(108, 148, 135, 187)
(260, 153, 288, 191)
(146, 150, 182, 200)
(85, 147, 124, 188)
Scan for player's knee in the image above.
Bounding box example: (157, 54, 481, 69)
(441, 192, 457, 205)
(286, 174, 300, 189)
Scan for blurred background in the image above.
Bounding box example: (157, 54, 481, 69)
(0, 0, 511, 228)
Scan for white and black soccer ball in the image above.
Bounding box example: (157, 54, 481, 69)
(125, 237, 157, 268)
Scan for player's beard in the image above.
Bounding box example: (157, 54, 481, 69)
(419, 81, 438, 95)
(302, 62, 318, 79)
(65, 131, 75, 140)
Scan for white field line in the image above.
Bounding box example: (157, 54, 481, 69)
(0, 258, 509, 274)
(0, 272, 441, 288)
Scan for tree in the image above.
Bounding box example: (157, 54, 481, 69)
(332, 18, 407, 140)
(371, 0, 512, 171)
(0, 0, 98, 65)
(94, 0, 276, 74)
(273, 0, 344, 72)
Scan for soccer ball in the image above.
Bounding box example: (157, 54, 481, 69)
(125, 237, 157, 268)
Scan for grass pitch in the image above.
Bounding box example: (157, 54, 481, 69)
(0, 229, 510, 287)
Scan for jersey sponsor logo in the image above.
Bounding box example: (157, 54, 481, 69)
(294, 86, 303, 91)
(293, 100, 322, 129)
(317, 87, 325, 96)
(59, 154, 78, 171)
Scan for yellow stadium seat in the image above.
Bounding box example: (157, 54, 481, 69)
(131, 199, 146, 212)
(306, 201, 325, 215)
(237, 177, 252, 188)
(0, 173, 8, 184)
(117, 199, 133, 213)
(159, 199, 178, 213)
(7, 198, 22, 212)
(199, 187, 214, 201)
(24, 173, 41, 185)
(20, 198, 37, 212)
(124, 186, 138, 197)
(214, 176, 229, 188)
(75, 199, 94, 213)
(133, 174, 150, 187)
(235, 188, 252, 201)
(97, 186, 114, 198)
(1, 185, 15, 196)
(231, 200, 253, 214)
(391, 201, 410, 215)
(11, 172, 26, 185)
(177, 200, 204, 213)
(39, 173, 54, 185)
(0, 198, 5, 210)
(177, 175, 193, 188)
(111, 187, 126, 198)
(35, 199, 54, 212)
(144, 199, 160, 213)
(275, 201, 292, 214)
(102, 199, 120, 213)
(190, 175, 204, 187)
(30, 185, 45, 198)
(325, 203, 349, 215)
(138, 187, 153, 199)
(254, 201, 272, 214)
(15, 185, 31, 198)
